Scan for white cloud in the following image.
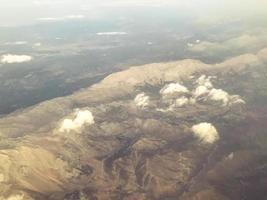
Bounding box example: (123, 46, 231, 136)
(65, 15, 85, 19)
(37, 17, 62, 21)
(192, 75, 214, 101)
(230, 96, 246, 105)
(33, 43, 42, 47)
(37, 15, 85, 22)
(192, 75, 245, 106)
(187, 43, 194, 47)
(96, 32, 128, 36)
(160, 83, 189, 98)
(167, 96, 190, 111)
(226, 152, 234, 160)
(207, 89, 245, 106)
(189, 97, 196, 104)
(208, 88, 230, 106)
(4, 41, 28, 45)
(191, 122, 219, 144)
(59, 109, 94, 133)
(174, 96, 189, 107)
(195, 75, 213, 89)
(193, 85, 210, 98)
(193, 75, 213, 99)
(1, 54, 33, 64)
(157, 75, 245, 111)
(158, 75, 245, 109)
(134, 93, 150, 109)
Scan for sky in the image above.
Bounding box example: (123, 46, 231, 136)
(0, 0, 267, 26)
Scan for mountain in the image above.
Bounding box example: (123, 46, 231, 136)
(0, 47, 267, 200)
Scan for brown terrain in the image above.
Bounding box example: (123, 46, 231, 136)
(0, 47, 267, 200)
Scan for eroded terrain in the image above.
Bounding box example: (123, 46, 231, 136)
(0, 48, 267, 200)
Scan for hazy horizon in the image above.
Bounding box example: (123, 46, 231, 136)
(1, 0, 267, 26)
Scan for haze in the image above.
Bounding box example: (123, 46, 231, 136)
(1, 0, 267, 26)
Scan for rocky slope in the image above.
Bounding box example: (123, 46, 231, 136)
(0, 48, 267, 200)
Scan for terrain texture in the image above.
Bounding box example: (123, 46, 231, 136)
(0, 48, 267, 200)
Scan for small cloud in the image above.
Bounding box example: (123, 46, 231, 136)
(160, 83, 189, 99)
(4, 41, 28, 45)
(230, 95, 246, 105)
(193, 75, 214, 99)
(134, 93, 150, 109)
(208, 89, 245, 106)
(208, 88, 230, 106)
(65, 15, 85, 19)
(59, 109, 94, 133)
(167, 96, 190, 111)
(174, 96, 189, 107)
(37, 17, 62, 21)
(37, 15, 85, 22)
(189, 97, 197, 105)
(192, 75, 245, 106)
(14, 41, 27, 45)
(226, 152, 234, 160)
(33, 43, 42, 47)
(191, 122, 219, 144)
(187, 43, 194, 47)
(1, 54, 33, 64)
(193, 85, 210, 98)
(96, 32, 128, 36)
(195, 75, 213, 89)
